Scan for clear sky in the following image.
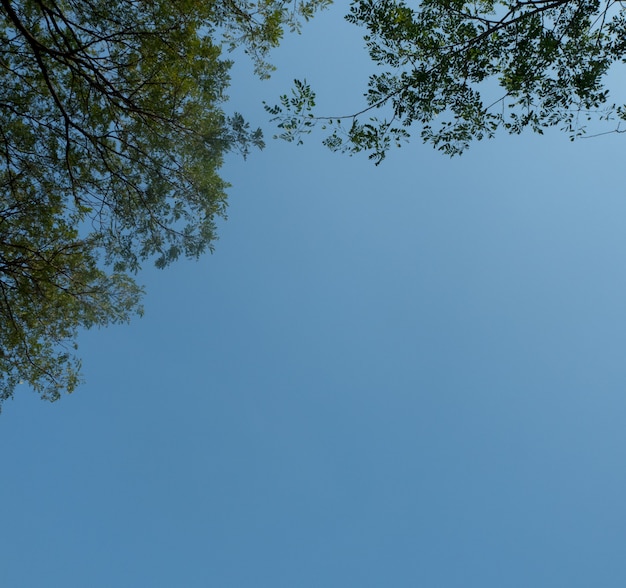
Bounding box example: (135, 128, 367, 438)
(2, 5, 626, 587)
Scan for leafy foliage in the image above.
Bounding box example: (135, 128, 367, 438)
(0, 194, 143, 402)
(267, 0, 626, 161)
(0, 0, 328, 407)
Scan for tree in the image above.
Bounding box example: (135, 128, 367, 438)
(266, 0, 626, 162)
(0, 0, 329, 408)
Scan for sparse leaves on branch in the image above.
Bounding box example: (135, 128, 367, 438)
(216, 0, 333, 78)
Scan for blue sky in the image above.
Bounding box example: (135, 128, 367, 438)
(3, 5, 626, 587)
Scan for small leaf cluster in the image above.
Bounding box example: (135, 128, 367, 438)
(212, 1, 332, 78)
(264, 78, 318, 143)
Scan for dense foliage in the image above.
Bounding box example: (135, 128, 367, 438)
(0, 0, 329, 406)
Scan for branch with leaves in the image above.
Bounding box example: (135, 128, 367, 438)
(266, 0, 624, 162)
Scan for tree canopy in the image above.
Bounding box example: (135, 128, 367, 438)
(267, 0, 626, 162)
(0, 0, 329, 407)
